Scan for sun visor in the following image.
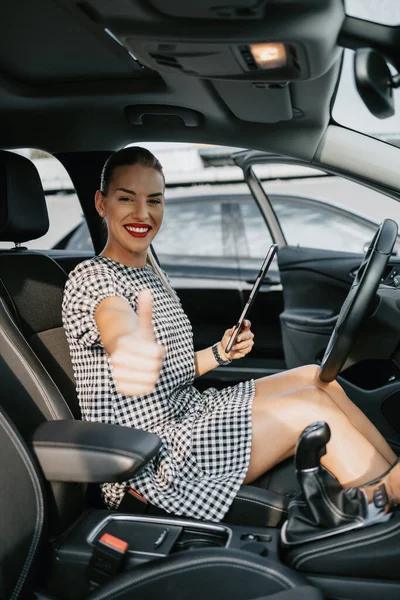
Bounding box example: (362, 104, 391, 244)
(213, 80, 293, 122)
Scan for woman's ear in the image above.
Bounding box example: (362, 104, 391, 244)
(95, 190, 106, 217)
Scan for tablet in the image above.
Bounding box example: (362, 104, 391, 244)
(225, 243, 278, 354)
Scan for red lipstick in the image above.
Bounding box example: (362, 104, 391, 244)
(123, 223, 152, 238)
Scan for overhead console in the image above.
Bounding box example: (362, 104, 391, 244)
(95, 0, 343, 82)
(81, 0, 344, 123)
(122, 40, 305, 82)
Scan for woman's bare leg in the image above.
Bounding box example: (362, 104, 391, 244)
(244, 386, 391, 490)
(253, 365, 397, 465)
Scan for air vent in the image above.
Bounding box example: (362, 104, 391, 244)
(150, 53, 183, 70)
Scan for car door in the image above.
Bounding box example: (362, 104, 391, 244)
(239, 156, 400, 368)
(240, 156, 400, 448)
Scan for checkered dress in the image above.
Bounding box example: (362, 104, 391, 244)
(62, 256, 255, 521)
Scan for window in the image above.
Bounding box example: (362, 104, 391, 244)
(345, 0, 400, 25)
(252, 163, 400, 254)
(61, 222, 94, 252)
(271, 197, 376, 253)
(237, 202, 273, 258)
(1, 149, 83, 250)
(153, 199, 235, 259)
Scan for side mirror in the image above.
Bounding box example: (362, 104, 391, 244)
(354, 49, 398, 119)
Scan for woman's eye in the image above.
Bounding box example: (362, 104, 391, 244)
(149, 198, 162, 205)
(119, 197, 132, 202)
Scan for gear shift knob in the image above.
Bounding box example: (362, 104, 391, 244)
(295, 421, 331, 471)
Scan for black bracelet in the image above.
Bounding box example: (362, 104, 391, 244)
(212, 342, 232, 366)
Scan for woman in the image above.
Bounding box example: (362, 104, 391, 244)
(62, 146, 400, 522)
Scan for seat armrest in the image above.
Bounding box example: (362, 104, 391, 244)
(29, 420, 161, 483)
(223, 485, 289, 527)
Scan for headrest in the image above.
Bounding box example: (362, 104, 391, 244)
(0, 150, 49, 243)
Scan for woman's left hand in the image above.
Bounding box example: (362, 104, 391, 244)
(219, 320, 255, 361)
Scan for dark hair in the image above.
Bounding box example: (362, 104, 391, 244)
(100, 146, 165, 194)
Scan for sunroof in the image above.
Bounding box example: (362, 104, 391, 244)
(345, 0, 400, 25)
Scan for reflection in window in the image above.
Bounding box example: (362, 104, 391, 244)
(271, 199, 375, 253)
(154, 201, 230, 257)
(239, 203, 273, 258)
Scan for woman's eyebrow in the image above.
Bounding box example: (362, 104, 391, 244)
(116, 187, 163, 198)
(116, 187, 136, 195)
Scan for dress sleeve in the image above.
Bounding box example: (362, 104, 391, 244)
(62, 264, 129, 348)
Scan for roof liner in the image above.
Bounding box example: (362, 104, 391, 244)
(0, 0, 345, 159)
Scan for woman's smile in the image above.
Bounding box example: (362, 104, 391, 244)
(124, 222, 153, 238)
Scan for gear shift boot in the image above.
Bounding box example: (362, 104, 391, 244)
(281, 422, 392, 547)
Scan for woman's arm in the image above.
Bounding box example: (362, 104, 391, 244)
(95, 289, 165, 396)
(194, 320, 254, 378)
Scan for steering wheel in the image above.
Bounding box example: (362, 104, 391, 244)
(319, 219, 398, 382)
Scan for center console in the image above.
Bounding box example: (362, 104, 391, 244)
(49, 510, 281, 600)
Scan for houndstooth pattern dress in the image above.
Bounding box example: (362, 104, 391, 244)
(62, 256, 255, 521)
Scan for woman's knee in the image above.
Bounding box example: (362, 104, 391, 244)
(253, 385, 342, 427)
(296, 364, 344, 394)
(295, 386, 349, 433)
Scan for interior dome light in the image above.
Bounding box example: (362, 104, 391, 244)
(250, 43, 287, 69)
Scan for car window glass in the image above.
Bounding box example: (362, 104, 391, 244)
(64, 221, 94, 252)
(153, 200, 232, 258)
(271, 198, 376, 253)
(238, 202, 273, 258)
(252, 163, 400, 254)
(0, 149, 85, 251)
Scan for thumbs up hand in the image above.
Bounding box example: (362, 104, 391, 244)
(109, 289, 166, 397)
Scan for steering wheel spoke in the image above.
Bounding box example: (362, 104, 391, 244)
(319, 219, 398, 383)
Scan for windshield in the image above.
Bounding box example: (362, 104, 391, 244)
(333, 1, 400, 146)
(345, 0, 400, 25)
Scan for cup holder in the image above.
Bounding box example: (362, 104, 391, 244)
(172, 527, 228, 552)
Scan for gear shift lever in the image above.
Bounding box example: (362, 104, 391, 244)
(295, 421, 331, 471)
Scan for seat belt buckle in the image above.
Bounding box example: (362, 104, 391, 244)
(119, 488, 149, 514)
(87, 533, 129, 586)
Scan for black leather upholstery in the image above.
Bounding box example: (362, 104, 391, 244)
(283, 510, 400, 580)
(0, 407, 47, 599)
(0, 403, 320, 600)
(87, 548, 314, 600)
(0, 149, 298, 529)
(31, 420, 162, 483)
(224, 484, 288, 527)
(0, 250, 80, 419)
(0, 150, 49, 242)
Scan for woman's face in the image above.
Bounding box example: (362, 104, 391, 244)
(95, 163, 165, 266)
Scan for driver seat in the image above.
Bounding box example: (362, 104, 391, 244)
(0, 149, 297, 529)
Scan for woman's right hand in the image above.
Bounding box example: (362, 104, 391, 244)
(109, 289, 165, 397)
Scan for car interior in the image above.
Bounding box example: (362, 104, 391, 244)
(2, 1, 400, 599)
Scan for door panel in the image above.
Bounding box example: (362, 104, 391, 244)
(278, 246, 363, 369)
